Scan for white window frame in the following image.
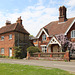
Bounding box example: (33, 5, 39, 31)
(71, 30, 75, 38)
(1, 48, 4, 54)
(1, 36, 4, 41)
(41, 46, 47, 53)
(42, 34, 46, 41)
(9, 34, 12, 39)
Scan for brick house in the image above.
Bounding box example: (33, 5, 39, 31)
(33, 6, 75, 54)
(0, 17, 31, 57)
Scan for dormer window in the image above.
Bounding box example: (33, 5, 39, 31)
(71, 30, 75, 38)
(42, 34, 46, 41)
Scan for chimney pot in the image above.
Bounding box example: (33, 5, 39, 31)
(59, 6, 67, 22)
(6, 20, 11, 26)
(16, 16, 22, 25)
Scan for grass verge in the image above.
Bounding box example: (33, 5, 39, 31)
(0, 63, 74, 75)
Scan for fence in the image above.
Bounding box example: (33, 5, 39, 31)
(33, 52, 65, 57)
(27, 51, 69, 61)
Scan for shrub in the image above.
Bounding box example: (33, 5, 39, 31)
(27, 46, 41, 55)
(13, 46, 24, 59)
(2, 55, 6, 58)
(0, 55, 2, 58)
(10, 56, 15, 59)
(6, 56, 9, 58)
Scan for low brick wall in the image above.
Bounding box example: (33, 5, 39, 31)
(26, 52, 70, 61)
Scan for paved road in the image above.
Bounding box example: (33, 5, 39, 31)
(0, 58, 75, 73)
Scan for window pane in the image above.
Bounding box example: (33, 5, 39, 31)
(41, 46, 47, 53)
(42, 34, 46, 41)
(9, 34, 12, 39)
(72, 31, 73, 37)
(1, 36, 4, 40)
(1, 48, 4, 54)
(74, 31, 75, 37)
(71, 30, 75, 38)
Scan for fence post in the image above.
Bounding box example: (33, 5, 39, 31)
(26, 51, 30, 59)
(38, 53, 40, 57)
(64, 51, 69, 61)
(50, 53, 52, 57)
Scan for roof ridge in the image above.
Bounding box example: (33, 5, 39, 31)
(44, 17, 75, 28)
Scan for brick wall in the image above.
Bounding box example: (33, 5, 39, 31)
(0, 32, 15, 56)
(33, 32, 51, 51)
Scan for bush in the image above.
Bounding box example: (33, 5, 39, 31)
(6, 56, 9, 58)
(0, 55, 2, 58)
(0, 55, 6, 58)
(2, 55, 6, 58)
(10, 56, 15, 59)
(27, 46, 41, 55)
(13, 46, 24, 59)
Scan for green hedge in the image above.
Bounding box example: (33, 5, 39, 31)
(27, 46, 41, 55)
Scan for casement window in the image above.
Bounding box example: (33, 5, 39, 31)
(9, 34, 12, 39)
(71, 30, 75, 38)
(1, 36, 4, 41)
(41, 46, 47, 53)
(42, 34, 46, 41)
(1, 48, 4, 54)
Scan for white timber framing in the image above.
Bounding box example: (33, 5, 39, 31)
(47, 36, 61, 47)
(37, 28, 49, 38)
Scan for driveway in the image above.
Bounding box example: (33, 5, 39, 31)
(0, 58, 75, 73)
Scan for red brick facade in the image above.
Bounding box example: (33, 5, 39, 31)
(0, 32, 15, 56)
(67, 23, 75, 42)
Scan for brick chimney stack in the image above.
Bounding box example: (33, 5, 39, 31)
(6, 20, 11, 26)
(59, 6, 67, 22)
(16, 16, 22, 25)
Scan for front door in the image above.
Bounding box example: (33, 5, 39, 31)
(51, 44, 59, 52)
(53, 45, 59, 52)
(9, 48, 12, 57)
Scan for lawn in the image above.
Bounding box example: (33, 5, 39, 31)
(0, 63, 74, 75)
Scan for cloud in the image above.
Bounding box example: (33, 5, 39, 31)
(64, 0, 75, 18)
(0, 4, 58, 36)
(2, 0, 75, 36)
(66, 0, 75, 7)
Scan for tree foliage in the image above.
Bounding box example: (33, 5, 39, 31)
(13, 46, 24, 59)
(27, 46, 41, 54)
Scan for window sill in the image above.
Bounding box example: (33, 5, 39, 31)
(1, 53, 4, 54)
(0, 40, 4, 41)
(9, 38, 12, 40)
(71, 37, 75, 38)
(42, 40, 46, 42)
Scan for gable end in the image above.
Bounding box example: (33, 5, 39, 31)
(37, 28, 49, 38)
(65, 19, 75, 35)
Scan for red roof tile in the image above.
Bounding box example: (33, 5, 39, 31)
(0, 23, 29, 35)
(44, 17, 75, 36)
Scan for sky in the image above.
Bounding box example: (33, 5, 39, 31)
(0, 0, 75, 36)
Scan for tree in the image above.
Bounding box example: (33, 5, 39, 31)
(27, 46, 41, 55)
(13, 46, 24, 59)
(56, 34, 72, 52)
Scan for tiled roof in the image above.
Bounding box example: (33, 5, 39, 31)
(44, 17, 75, 36)
(0, 23, 29, 35)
